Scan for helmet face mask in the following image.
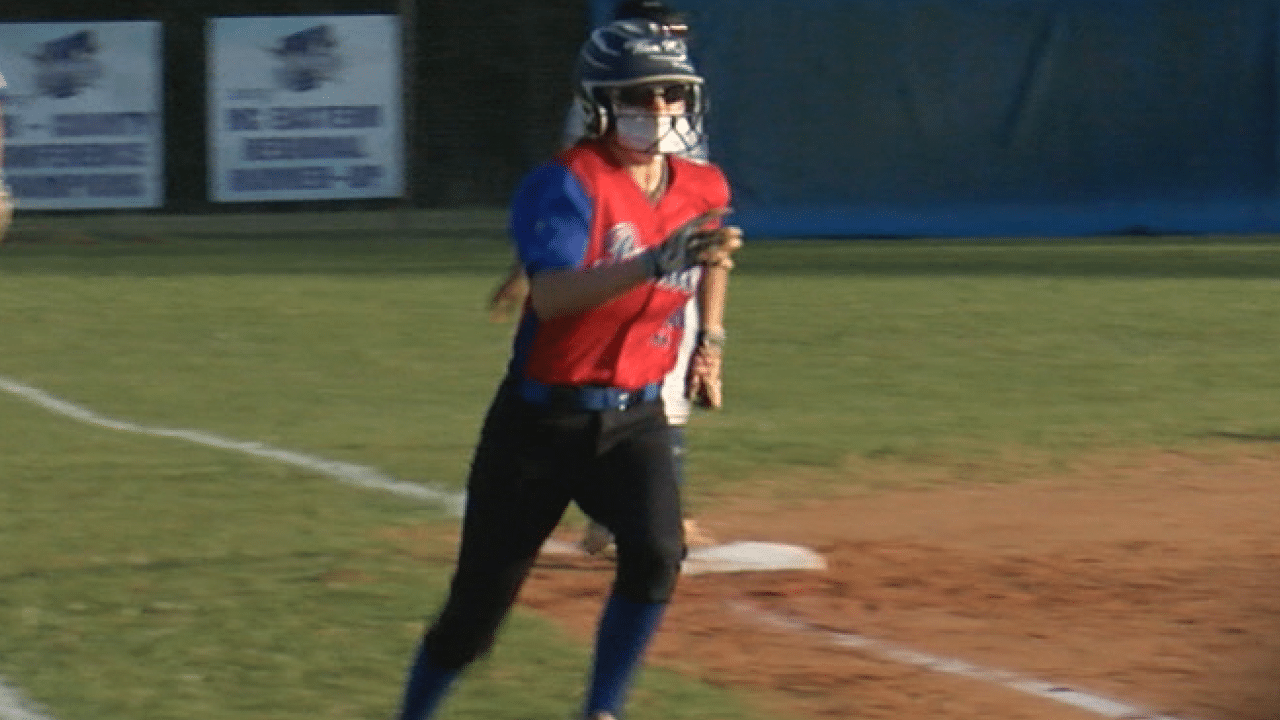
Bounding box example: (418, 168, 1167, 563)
(575, 19, 707, 154)
(608, 83, 704, 155)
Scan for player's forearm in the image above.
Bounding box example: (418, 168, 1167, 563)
(499, 257, 529, 297)
(698, 263, 729, 334)
(527, 257, 652, 319)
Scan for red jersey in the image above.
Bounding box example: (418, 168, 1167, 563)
(507, 140, 731, 390)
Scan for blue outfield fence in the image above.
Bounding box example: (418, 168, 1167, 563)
(592, 0, 1280, 238)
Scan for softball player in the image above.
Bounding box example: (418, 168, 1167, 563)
(489, 0, 724, 554)
(0, 70, 12, 243)
(398, 19, 742, 720)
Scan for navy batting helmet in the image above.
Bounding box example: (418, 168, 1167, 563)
(614, 0, 689, 35)
(574, 19, 706, 153)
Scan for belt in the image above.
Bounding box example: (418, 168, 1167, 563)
(516, 378, 662, 412)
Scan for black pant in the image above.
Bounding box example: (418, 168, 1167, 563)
(422, 378, 685, 670)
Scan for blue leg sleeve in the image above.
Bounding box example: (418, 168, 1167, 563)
(398, 641, 460, 720)
(583, 594, 667, 718)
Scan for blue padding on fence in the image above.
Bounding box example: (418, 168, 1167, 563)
(731, 200, 1280, 239)
(591, 0, 1280, 238)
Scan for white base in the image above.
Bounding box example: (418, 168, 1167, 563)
(541, 538, 826, 575)
(683, 541, 827, 575)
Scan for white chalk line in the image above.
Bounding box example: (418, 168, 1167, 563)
(733, 602, 1207, 720)
(0, 376, 466, 516)
(0, 374, 1206, 720)
(0, 374, 467, 720)
(0, 680, 52, 720)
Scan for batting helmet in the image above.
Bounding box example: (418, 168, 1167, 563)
(574, 19, 706, 154)
(614, 0, 690, 35)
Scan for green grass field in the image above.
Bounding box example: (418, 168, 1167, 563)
(2, 214, 1278, 719)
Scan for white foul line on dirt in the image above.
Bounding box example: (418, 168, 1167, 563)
(734, 602, 1206, 720)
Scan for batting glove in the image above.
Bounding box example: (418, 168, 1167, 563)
(641, 207, 730, 278)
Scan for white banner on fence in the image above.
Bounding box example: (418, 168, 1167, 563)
(206, 15, 405, 203)
(0, 22, 164, 210)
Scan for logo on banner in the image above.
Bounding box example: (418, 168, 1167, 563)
(28, 30, 104, 99)
(271, 24, 343, 92)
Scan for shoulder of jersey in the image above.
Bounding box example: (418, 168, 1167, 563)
(672, 154, 726, 181)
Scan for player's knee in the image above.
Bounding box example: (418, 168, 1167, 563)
(420, 567, 526, 670)
(613, 534, 684, 603)
(421, 619, 499, 670)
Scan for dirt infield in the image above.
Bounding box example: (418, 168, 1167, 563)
(521, 449, 1280, 720)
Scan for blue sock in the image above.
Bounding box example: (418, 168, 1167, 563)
(584, 594, 667, 717)
(398, 641, 459, 720)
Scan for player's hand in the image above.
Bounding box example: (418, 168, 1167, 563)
(692, 225, 743, 270)
(687, 328, 725, 409)
(487, 272, 529, 323)
(642, 208, 739, 278)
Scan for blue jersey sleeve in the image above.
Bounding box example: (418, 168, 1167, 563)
(508, 163, 593, 275)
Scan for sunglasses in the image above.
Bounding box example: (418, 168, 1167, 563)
(615, 83, 692, 108)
